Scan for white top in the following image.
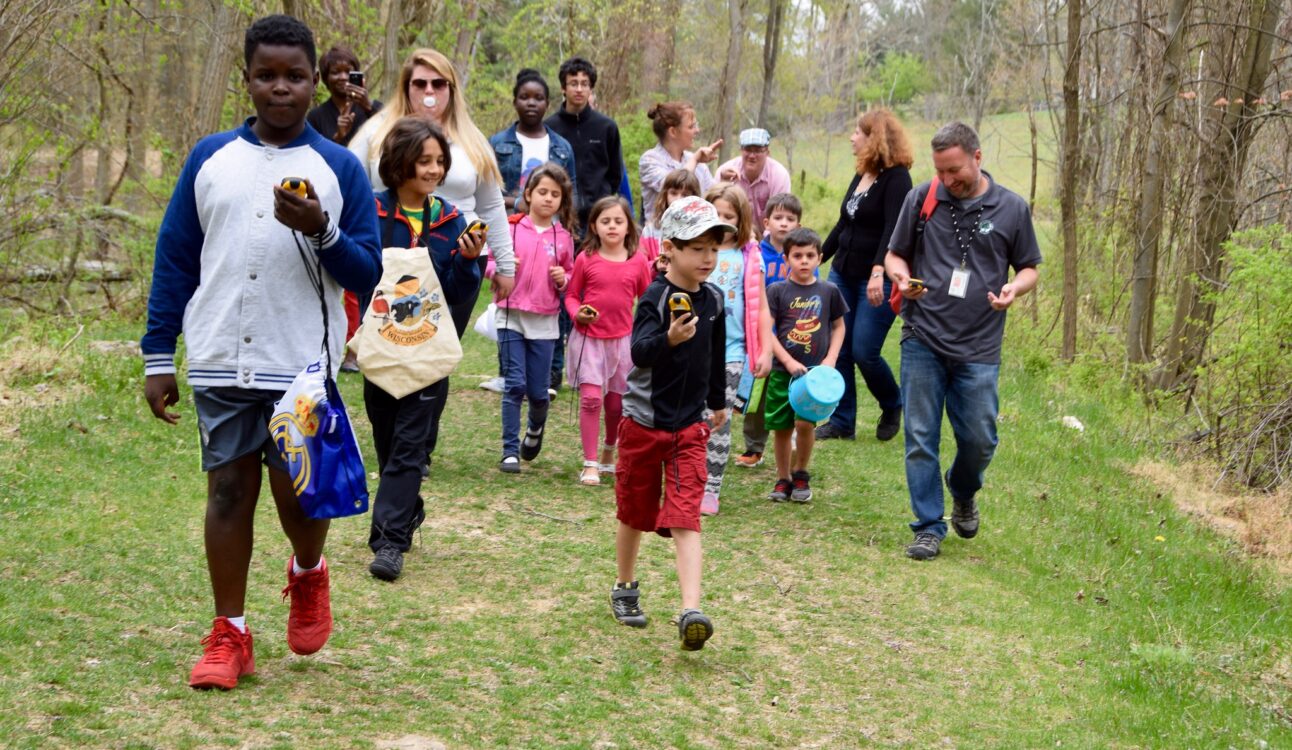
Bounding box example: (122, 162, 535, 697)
(349, 111, 514, 275)
(516, 131, 551, 186)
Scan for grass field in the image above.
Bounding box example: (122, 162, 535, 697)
(1, 110, 1287, 748)
(1, 296, 1289, 748)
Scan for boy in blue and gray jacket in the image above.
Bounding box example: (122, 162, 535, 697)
(141, 14, 381, 690)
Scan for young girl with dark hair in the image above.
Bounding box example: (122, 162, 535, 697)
(488, 164, 577, 473)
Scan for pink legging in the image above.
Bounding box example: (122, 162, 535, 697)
(579, 384, 622, 462)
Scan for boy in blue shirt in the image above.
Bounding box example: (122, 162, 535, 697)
(141, 15, 381, 690)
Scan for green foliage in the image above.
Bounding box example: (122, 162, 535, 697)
(1194, 225, 1292, 489)
(856, 52, 931, 106)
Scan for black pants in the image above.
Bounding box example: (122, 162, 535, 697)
(365, 377, 447, 552)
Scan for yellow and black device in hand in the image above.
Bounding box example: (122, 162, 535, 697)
(668, 292, 693, 320)
(280, 177, 309, 198)
(458, 218, 488, 242)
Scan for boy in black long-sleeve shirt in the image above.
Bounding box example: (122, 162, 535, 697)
(611, 196, 732, 651)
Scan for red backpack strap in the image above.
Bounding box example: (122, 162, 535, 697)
(890, 181, 940, 315)
(919, 179, 940, 220)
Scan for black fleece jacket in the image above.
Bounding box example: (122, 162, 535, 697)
(545, 104, 625, 227)
(821, 165, 912, 282)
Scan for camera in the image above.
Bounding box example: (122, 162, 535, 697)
(667, 292, 693, 320)
(347, 71, 364, 88)
(280, 177, 309, 198)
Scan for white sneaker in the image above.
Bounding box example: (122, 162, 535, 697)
(479, 376, 505, 393)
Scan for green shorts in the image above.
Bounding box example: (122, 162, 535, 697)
(764, 370, 813, 431)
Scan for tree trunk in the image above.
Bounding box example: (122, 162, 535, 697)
(1127, 0, 1192, 365)
(452, 0, 480, 88)
(757, 0, 785, 129)
(188, 0, 242, 150)
(715, 0, 748, 164)
(1059, 0, 1083, 361)
(1155, 0, 1284, 390)
(380, 0, 404, 97)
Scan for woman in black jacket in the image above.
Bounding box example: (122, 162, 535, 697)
(818, 109, 914, 441)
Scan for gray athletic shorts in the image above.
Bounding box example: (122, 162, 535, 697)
(192, 386, 289, 473)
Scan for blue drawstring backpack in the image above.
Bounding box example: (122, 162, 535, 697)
(268, 222, 369, 519)
(270, 358, 369, 519)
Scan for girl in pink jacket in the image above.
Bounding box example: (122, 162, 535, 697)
(700, 182, 774, 515)
(488, 164, 577, 473)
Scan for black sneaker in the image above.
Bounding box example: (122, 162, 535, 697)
(768, 478, 792, 502)
(790, 470, 812, 503)
(678, 609, 714, 651)
(610, 581, 647, 628)
(876, 408, 902, 441)
(951, 497, 980, 538)
(905, 532, 942, 560)
(499, 455, 520, 474)
(519, 424, 545, 461)
(369, 546, 403, 581)
(814, 423, 855, 441)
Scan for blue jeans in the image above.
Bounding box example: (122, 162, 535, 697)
(549, 303, 572, 383)
(499, 328, 555, 457)
(900, 337, 999, 538)
(828, 270, 901, 434)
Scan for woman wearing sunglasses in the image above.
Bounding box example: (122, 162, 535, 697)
(349, 49, 515, 466)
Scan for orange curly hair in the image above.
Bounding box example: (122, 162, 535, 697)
(854, 108, 915, 176)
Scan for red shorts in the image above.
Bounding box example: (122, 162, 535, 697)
(615, 418, 709, 536)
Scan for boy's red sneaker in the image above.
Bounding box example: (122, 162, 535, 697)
(282, 556, 333, 655)
(189, 617, 254, 690)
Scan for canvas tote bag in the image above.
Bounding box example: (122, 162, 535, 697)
(350, 244, 463, 398)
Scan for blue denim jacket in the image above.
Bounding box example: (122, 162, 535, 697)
(489, 123, 578, 202)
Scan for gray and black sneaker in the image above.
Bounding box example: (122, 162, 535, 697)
(369, 546, 403, 581)
(520, 424, 545, 461)
(905, 532, 942, 560)
(768, 478, 792, 502)
(790, 470, 812, 502)
(678, 609, 714, 651)
(951, 497, 979, 538)
(610, 581, 647, 628)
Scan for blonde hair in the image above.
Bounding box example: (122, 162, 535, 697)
(369, 48, 502, 185)
(652, 169, 702, 225)
(703, 181, 754, 246)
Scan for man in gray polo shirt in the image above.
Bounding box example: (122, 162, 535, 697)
(884, 121, 1041, 560)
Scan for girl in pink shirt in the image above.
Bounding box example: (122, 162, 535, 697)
(564, 196, 654, 486)
(487, 164, 577, 473)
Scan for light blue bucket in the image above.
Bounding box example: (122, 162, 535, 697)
(788, 366, 845, 423)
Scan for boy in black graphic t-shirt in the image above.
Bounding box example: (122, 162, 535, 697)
(765, 228, 847, 503)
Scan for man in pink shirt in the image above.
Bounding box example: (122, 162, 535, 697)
(717, 128, 792, 236)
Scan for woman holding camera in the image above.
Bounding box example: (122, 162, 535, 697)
(307, 46, 382, 147)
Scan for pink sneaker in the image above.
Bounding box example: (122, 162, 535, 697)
(282, 556, 332, 655)
(700, 491, 720, 516)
